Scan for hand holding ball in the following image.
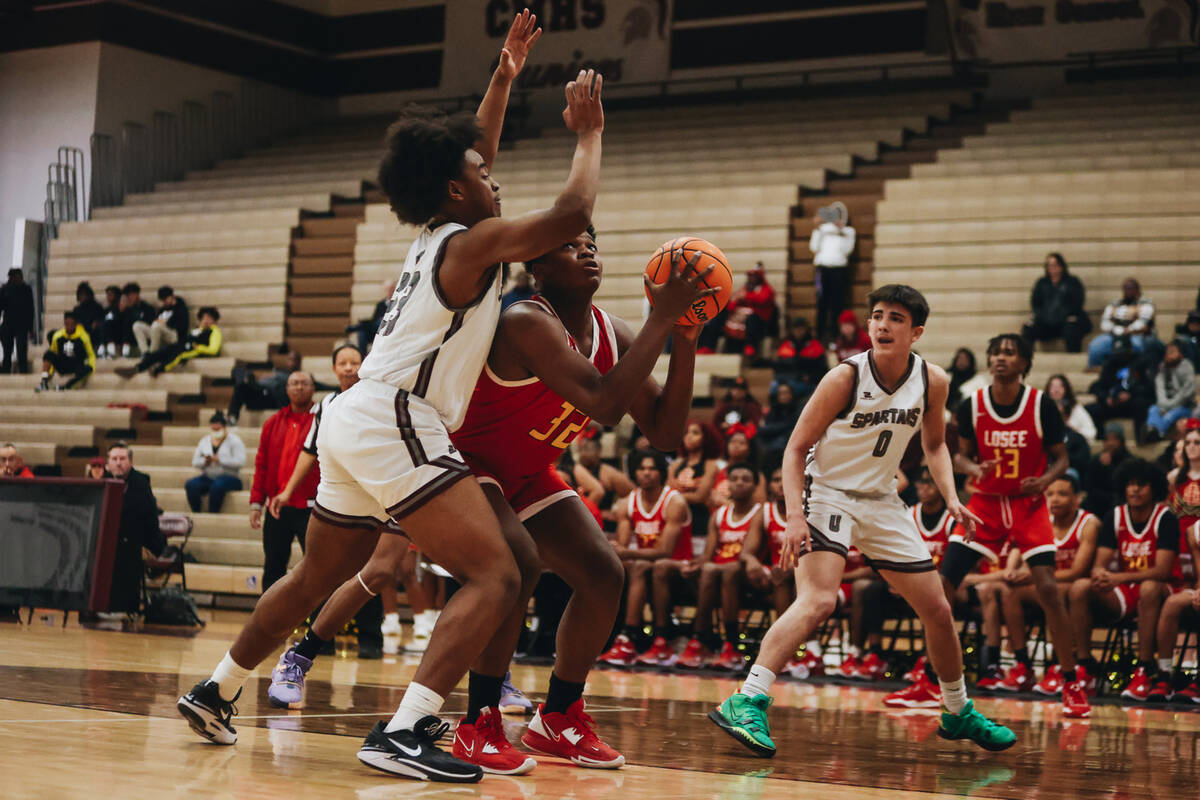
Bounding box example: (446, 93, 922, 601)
(644, 238, 733, 326)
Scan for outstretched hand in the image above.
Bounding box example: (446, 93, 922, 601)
(947, 499, 983, 542)
(563, 69, 604, 135)
(497, 8, 542, 80)
(645, 248, 718, 326)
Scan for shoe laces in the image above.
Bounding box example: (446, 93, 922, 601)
(500, 674, 526, 701)
(739, 695, 773, 735)
(478, 711, 511, 748)
(277, 661, 305, 686)
(563, 704, 601, 742)
(415, 719, 450, 744)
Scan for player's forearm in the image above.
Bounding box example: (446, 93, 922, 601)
(1042, 451, 1069, 485)
(475, 70, 514, 168)
(642, 334, 697, 450)
(781, 440, 812, 523)
(588, 313, 676, 425)
(552, 131, 602, 227)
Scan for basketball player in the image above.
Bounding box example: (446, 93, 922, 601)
(709, 285, 1016, 758)
(175, 16, 607, 782)
(605, 451, 693, 667)
(743, 467, 794, 620)
(1152, 519, 1200, 702)
(928, 334, 1089, 717)
(996, 472, 1098, 696)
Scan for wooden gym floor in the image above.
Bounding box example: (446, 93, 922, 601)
(1, 611, 1197, 800)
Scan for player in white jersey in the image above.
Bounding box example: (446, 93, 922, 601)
(710, 284, 1017, 758)
(177, 13, 607, 784)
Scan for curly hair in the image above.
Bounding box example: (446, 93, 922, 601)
(986, 333, 1033, 376)
(377, 105, 482, 226)
(1113, 458, 1169, 504)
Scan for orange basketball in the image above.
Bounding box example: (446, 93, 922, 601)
(643, 237, 733, 326)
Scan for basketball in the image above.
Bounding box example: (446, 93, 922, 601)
(643, 237, 733, 326)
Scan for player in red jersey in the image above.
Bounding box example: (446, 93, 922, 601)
(935, 333, 1091, 718)
(604, 450, 692, 667)
(1167, 426, 1200, 590)
(1068, 459, 1179, 702)
(1153, 519, 1200, 702)
(997, 472, 1099, 696)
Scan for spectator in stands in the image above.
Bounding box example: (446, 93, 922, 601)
(946, 348, 977, 411)
(119, 282, 155, 358)
(117, 306, 222, 378)
(103, 442, 166, 613)
(1083, 422, 1132, 516)
(86, 456, 105, 480)
(502, 270, 535, 310)
(759, 382, 802, 459)
(249, 371, 317, 592)
(345, 280, 395, 353)
(0, 267, 34, 374)
(711, 376, 764, 435)
(709, 427, 766, 509)
(573, 435, 633, 528)
(831, 309, 871, 361)
(227, 349, 302, 427)
(1021, 253, 1090, 353)
(133, 286, 188, 357)
(1175, 309, 1200, 370)
(669, 420, 722, 542)
(712, 263, 778, 358)
(771, 315, 826, 396)
(1085, 343, 1155, 442)
(809, 209, 857, 343)
(1046, 373, 1096, 441)
(72, 282, 105, 343)
(185, 411, 246, 513)
(0, 443, 34, 477)
(96, 285, 122, 359)
(37, 311, 95, 392)
(1087, 277, 1158, 368)
(1144, 341, 1197, 444)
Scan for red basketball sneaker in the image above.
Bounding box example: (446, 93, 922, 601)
(883, 674, 942, 709)
(839, 654, 862, 678)
(675, 638, 712, 670)
(1076, 663, 1098, 695)
(1146, 679, 1173, 703)
(1121, 667, 1152, 702)
(786, 650, 825, 679)
(902, 656, 928, 685)
(854, 652, 887, 681)
(975, 665, 1004, 690)
(1174, 681, 1200, 703)
(521, 701, 625, 769)
(598, 635, 636, 667)
(636, 636, 674, 666)
(1062, 679, 1091, 719)
(1034, 664, 1063, 696)
(452, 708, 537, 775)
(997, 662, 1035, 692)
(709, 642, 744, 672)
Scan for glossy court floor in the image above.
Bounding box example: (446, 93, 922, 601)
(1, 611, 1197, 800)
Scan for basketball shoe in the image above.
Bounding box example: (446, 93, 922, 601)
(996, 662, 1035, 692)
(902, 656, 927, 684)
(1146, 678, 1173, 703)
(636, 636, 674, 666)
(1062, 678, 1091, 718)
(675, 638, 713, 669)
(598, 634, 637, 667)
(451, 708, 536, 775)
(710, 642, 744, 672)
(1121, 667, 1153, 701)
(883, 673, 942, 709)
(358, 717, 483, 782)
(708, 692, 775, 757)
(267, 650, 312, 709)
(498, 672, 533, 716)
(1033, 664, 1063, 695)
(177, 679, 239, 745)
(936, 700, 1017, 751)
(854, 652, 887, 681)
(1076, 662, 1098, 695)
(1173, 681, 1199, 703)
(785, 650, 824, 679)
(521, 700, 625, 768)
(975, 664, 1004, 690)
(838, 654, 862, 678)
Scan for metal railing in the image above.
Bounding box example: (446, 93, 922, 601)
(37, 146, 86, 336)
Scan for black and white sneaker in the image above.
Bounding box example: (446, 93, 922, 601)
(178, 680, 239, 745)
(357, 717, 483, 783)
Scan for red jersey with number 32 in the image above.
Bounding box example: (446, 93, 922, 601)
(452, 297, 617, 486)
(969, 386, 1047, 496)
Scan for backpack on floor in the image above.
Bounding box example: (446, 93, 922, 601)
(144, 585, 204, 628)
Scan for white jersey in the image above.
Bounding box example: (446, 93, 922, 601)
(806, 350, 928, 496)
(357, 222, 505, 432)
(303, 390, 340, 455)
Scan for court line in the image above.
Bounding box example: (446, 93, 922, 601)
(0, 705, 649, 725)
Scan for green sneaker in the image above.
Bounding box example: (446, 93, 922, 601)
(708, 693, 776, 757)
(937, 700, 1017, 752)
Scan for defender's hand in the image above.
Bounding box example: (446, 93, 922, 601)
(563, 70, 604, 135)
(947, 500, 982, 542)
(496, 8, 542, 80)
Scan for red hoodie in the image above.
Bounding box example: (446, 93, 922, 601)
(250, 405, 318, 508)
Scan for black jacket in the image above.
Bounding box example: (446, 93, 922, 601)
(1031, 274, 1087, 326)
(162, 299, 190, 341)
(107, 467, 165, 612)
(123, 300, 156, 327)
(73, 298, 105, 333)
(0, 281, 35, 332)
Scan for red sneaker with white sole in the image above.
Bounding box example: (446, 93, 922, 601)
(839, 654, 862, 678)
(1034, 664, 1063, 696)
(1121, 667, 1152, 701)
(709, 642, 744, 671)
(902, 656, 928, 685)
(854, 652, 887, 681)
(1174, 682, 1200, 703)
(452, 708, 537, 775)
(675, 638, 713, 670)
(975, 665, 1004, 690)
(883, 674, 942, 709)
(597, 635, 637, 667)
(786, 650, 825, 679)
(1062, 680, 1091, 719)
(521, 701, 625, 769)
(636, 636, 674, 666)
(996, 662, 1035, 692)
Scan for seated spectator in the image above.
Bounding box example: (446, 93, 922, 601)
(699, 263, 778, 356)
(185, 411, 246, 513)
(1085, 345, 1155, 442)
(599, 452, 693, 666)
(85, 456, 105, 480)
(1145, 342, 1196, 444)
(119, 282, 156, 358)
(0, 267, 34, 374)
(103, 443, 166, 613)
(1068, 459, 1178, 701)
(96, 284, 122, 359)
(1021, 253, 1090, 353)
(1087, 278, 1159, 368)
(117, 306, 222, 378)
(1083, 422, 1133, 515)
(669, 420, 722, 539)
(132, 286, 188, 356)
(71, 281, 105, 343)
(226, 349, 302, 426)
(501, 270, 535, 310)
(1153, 513, 1200, 700)
(946, 348, 977, 411)
(345, 279, 395, 353)
(758, 382, 802, 459)
(742, 466, 794, 622)
(832, 309, 871, 362)
(573, 435, 632, 528)
(1175, 309, 1200, 370)
(709, 426, 766, 509)
(1046, 373, 1096, 441)
(772, 316, 827, 396)
(0, 443, 34, 477)
(712, 376, 763, 435)
(37, 311, 95, 392)
(809, 210, 857, 342)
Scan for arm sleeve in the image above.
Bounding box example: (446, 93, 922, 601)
(1100, 303, 1116, 333)
(1068, 403, 1097, 441)
(1098, 511, 1118, 549)
(808, 227, 822, 255)
(954, 396, 975, 443)
(193, 326, 222, 356)
(1130, 299, 1155, 334)
(1156, 510, 1181, 552)
(191, 440, 207, 469)
(249, 416, 273, 505)
(1039, 393, 1066, 445)
(79, 330, 96, 369)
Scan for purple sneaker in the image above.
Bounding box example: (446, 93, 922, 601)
(498, 671, 533, 716)
(267, 650, 312, 709)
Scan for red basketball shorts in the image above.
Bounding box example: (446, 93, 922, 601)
(955, 493, 1056, 564)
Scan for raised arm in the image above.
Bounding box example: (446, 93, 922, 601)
(474, 9, 541, 168)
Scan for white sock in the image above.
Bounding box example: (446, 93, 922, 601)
(740, 664, 777, 697)
(1157, 658, 1173, 673)
(385, 681, 444, 733)
(211, 652, 253, 702)
(940, 676, 968, 715)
